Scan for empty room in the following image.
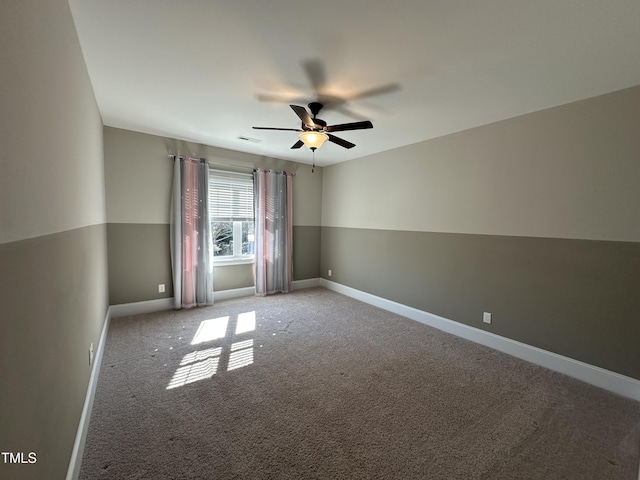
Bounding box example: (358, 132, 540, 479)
(1, 1, 639, 479)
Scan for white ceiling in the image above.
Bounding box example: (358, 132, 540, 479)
(68, 0, 640, 167)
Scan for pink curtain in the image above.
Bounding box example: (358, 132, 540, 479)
(253, 169, 293, 295)
(170, 156, 213, 308)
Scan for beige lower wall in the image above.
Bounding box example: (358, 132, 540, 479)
(107, 224, 321, 305)
(214, 264, 254, 291)
(320, 226, 640, 380)
(293, 226, 321, 281)
(107, 223, 173, 305)
(0, 224, 109, 480)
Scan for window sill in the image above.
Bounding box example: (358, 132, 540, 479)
(213, 257, 255, 267)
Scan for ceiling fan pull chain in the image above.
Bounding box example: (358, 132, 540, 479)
(312, 150, 315, 173)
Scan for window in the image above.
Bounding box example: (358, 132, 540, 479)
(208, 170, 254, 263)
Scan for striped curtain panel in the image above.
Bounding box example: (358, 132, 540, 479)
(170, 156, 214, 309)
(253, 169, 293, 296)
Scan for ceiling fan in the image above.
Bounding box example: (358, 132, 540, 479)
(252, 101, 373, 152)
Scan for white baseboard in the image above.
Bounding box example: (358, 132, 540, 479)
(66, 306, 111, 480)
(214, 286, 255, 301)
(109, 297, 175, 318)
(293, 278, 321, 289)
(320, 279, 640, 402)
(109, 279, 322, 318)
(213, 279, 320, 299)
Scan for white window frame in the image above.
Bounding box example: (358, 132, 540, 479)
(209, 169, 254, 265)
(213, 221, 254, 265)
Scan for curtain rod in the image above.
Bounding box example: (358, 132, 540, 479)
(167, 154, 294, 175)
(168, 154, 254, 172)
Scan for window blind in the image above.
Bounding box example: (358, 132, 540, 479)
(209, 170, 254, 221)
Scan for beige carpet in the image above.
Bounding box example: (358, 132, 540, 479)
(80, 287, 640, 479)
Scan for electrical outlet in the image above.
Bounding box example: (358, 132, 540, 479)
(158, 284, 165, 293)
(328, 270, 332, 277)
(89, 343, 94, 365)
(483, 312, 492, 324)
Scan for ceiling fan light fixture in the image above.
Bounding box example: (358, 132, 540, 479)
(299, 131, 328, 151)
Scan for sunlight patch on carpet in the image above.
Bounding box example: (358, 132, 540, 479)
(228, 344, 254, 371)
(191, 316, 229, 345)
(169, 312, 258, 388)
(167, 357, 220, 389)
(230, 339, 254, 351)
(235, 311, 256, 334)
(180, 347, 222, 366)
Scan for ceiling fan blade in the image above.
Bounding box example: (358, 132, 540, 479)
(325, 120, 373, 132)
(252, 127, 303, 131)
(327, 134, 355, 149)
(256, 93, 302, 103)
(291, 140, 304, 149)
(344, 83, 400, 101)
(302, 59, 327, 94)
(329, 105, 370, 121)
(290, 105, 318, 128)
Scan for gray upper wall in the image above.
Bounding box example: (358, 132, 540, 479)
(0, 1, 106, 245)
(104, 126, 323, 226)
(322, 86, 640, 243)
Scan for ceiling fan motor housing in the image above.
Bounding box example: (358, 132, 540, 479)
(304, 118, 326, 130)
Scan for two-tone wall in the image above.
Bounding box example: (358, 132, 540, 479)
(321, 86, 640, 380)
(0, 1, 109, 479)
(104, 127, 322, 305)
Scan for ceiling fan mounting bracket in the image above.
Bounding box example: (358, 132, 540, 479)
(308, 101, 324, 117)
